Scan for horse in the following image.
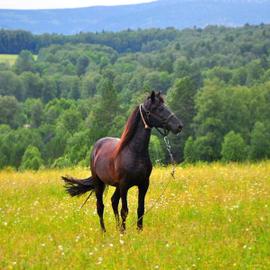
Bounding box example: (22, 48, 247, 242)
(62, 91, 183, 232)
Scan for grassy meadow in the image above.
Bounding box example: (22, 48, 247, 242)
(0, 162, 269, 269)
(0, 54, 18, 65)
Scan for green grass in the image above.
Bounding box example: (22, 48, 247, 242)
(0, 163, 269, 269)
(0, 54, 37, 66)
(0, 54, 18, 65)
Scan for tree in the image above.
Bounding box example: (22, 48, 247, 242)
(81, 73, 101, 98)
(58, 75, 80, 99)
(249, 122, 270, 160)
(191, 134, 218, 162)
(0, 71, 24, 100)
(149, 135, 165, 164)
(65, 130, 90, 164)
(184, 136, 195, 163)
(143, 71, 172, 93)
(20, 72, 43, 99)
(221, 131, 247, 162)
(20, 146, 44, 171)
(166, 76, 198, 161)
(23, 99, 44, 128)
(87, 78, 120, 140)
(14, 50, 35, 74)
(58, 108, 82, 134)
(76, 55, 89, 76)
(41, 77, 57, 102)
(0, 96, 23, 128)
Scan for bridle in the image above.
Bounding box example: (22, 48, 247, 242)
(139, 104, 175, 136)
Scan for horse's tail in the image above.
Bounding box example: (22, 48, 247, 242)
(62, 175, 96, 197)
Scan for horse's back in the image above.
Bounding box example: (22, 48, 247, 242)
(91, 137, 120, 186)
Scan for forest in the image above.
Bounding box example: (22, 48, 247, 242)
(0, 24, 270, 170)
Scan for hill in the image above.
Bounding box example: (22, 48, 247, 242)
(0, 0, 270, 34)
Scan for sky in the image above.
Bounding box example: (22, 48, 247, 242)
(0, 0, 156, 9)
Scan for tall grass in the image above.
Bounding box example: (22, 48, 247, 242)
(0, 162, 269, 269)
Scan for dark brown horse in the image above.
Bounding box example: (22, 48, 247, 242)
(62, 91, 183, 231)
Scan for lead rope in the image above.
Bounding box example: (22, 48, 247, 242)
(163, 135, 176, 179)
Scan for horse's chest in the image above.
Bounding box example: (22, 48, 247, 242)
(120, 156, 152, 181)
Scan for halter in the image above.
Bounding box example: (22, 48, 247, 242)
(139, 104, 175, 136)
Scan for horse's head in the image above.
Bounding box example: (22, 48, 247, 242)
(140, 91, 183, 135)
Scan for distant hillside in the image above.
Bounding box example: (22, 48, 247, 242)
(0, 0, 270, 34)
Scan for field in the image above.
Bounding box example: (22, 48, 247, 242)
(0, 54, 38, 65)
(0, 54, 18, 65)
(0, 163, 269, 269)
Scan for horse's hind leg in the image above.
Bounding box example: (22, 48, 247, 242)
(111, 187, 120, 228)
(95, 179, 106, 232)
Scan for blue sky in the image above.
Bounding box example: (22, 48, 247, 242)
(0, 0, 156, 9)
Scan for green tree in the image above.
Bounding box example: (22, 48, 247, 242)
(167, 76, 198, 161)
(149, 135, 165, 164)
(76, 55, 89, 76)
(192, 134, 217, 162)
(184, 136, 195, 163)
(87, 78, 120, 140)
(20, 72, 43, 99)
(249, 122, 270, 160)
(20, 145, 44, 171)
(81, 73, 101, 98)
(58, 109, 82, 134)
(221, 131, 247, 162)
(0, 95, 23, 128)
(14, 50, 35, 74)
(0, 71, 24, 100)
(65, 130, 90, 165)
(23, 99, 44, 128)
(41, 77, 57, 102)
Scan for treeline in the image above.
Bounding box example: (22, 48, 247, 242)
(1, 24, 270, 55)
(0, 28, 178, 54)
(0, 25, 270, 170)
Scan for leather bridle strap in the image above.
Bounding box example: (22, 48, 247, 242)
(139, 104, 151, 129)
(140, 104, 174, 135)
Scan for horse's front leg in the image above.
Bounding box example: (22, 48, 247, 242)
(120, 181, 129, 232)
(137, 178, 149, 231)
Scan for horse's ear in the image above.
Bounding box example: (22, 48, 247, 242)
(156, 91, 161, 97)
(150, 91, 155, 102)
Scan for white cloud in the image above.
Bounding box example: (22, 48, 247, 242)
(0, 0, 156, 10)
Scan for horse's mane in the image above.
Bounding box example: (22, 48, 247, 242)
(114, 106, 140, 157)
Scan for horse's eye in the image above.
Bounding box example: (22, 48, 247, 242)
(158, 107, 164, 112)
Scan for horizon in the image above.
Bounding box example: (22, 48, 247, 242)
(0, 0, 156, 10)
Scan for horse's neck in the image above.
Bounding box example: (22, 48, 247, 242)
(128, 118, 151, 156)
